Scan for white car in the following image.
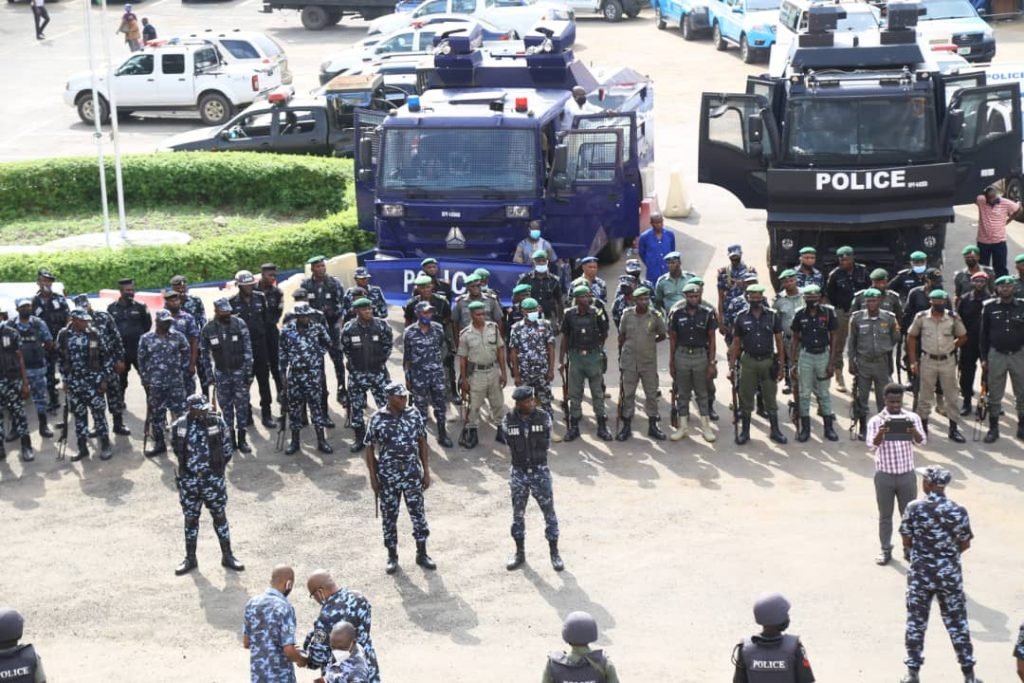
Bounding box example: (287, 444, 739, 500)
(183, 30, 292, 86)
(913, 0, 995, 62)
(368, 0, 573, 37)
(319, 23, 457, 83)
(770, 0, 881, 75)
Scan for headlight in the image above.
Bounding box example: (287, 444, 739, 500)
(923, 236, 937, 248)
(506, 205, 530, 218)
(753, 24, 771, 34)
(381, 204, 404, 217)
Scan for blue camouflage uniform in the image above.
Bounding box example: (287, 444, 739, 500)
(181, 292, 209, 393)
(138, 326, 191, 443)
(325, 647, 370, 683)
(86, 305, 127, 416)
(509, 317, 557, 416)
(795, 267, 825, 291)
(502, 406, 559, 542)
(12, 314, 51, 415)
(301, 272, 347, 398)
(365, 404, 429, 549)
(199, 315, 254, 432)
(586, 276, 608, 305)
(168, 307, 200, 391)
(718, 261, 757, 305)
(170, 407, 235, 546)
(723, 296, 750, 345)
(0, 323, 28, 440)
(56, 324, 114, 440)
(342, 286, 388, 320)
(304, 588, 379, 683)
(403, 321, 448, 424)
(279, 319, 331, 428)
(244, 586, 298, 683)
(341, 317, 392, 431)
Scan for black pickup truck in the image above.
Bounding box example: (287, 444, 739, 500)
(261, 0, 397, 29)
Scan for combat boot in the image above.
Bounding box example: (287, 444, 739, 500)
(506, 539, 525, 571)
(465, 427, 479, 449)
(700, 416, 716, 442)
(385, 547, 399, 574)
(415, 541, 436, 570)
(99, 436, 113, 460)
(236, 429, 252, 454)
(37, 412, 52, 438)
(350, 426, 366, 454)
(0, 441, 5, 461)
(316, 428, 333, 454)
(948, 419, 966, 444)
(823, 415, 839, 442)
(112, 412, 131, 436)
(175, 539, 198, 576)
(219, 536, 245, 572)
(285, 429, 301, 456)
(755, 392, 768, 419)
(548, 539, 564, 572)
(1017, 414, 1024, 440)
(436, 423, 453, 448)
(19, 434, 33, 462)
(648, 417, 666, 441)
(615, 417, 632, 442)
(768, 413, 788, 444)
(962, 668, 983, 683)
(563, 417, 580, 442)
(596, 417, 613, 442)
(71, 437, 89, 462)
(144, 436, 167, 458)
(670, 417, 688, 441)
(797, 416, 811, 443)
(735, 415, 751, 445)
(261, 406, 277, 429)
(898, 669, 920, 683)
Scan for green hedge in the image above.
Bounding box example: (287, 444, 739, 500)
(0, 152, 350, 221)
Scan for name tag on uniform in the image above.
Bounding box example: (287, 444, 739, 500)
(1, 338, 8, 348)
(531, 425, 545, 433)
(207, 426, 219, 436)
(507, 427, 521, 436)
(210, 337, 220, 346)
(880, 322, 889, 330)
(89, 341, 97, 348)
(231, 335, 239, 342)
(372, 335, 379, 342)
(177, 427, 187, 437)
(52, 301, 60, 310)
(352, 337, 362, 345)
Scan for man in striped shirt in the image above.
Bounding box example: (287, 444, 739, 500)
(976, 186, 1022, 279)
(866, 383, 926, 566)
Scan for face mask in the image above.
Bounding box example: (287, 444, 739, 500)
(296, 319, 308, 329)
(535, 264, 548, 274)
(964, 257, 978, 267)
(912, 265, 926, 274)
(748, 301, 763, 309)
(527, 311, 539, 322)
(931, 304, 946, 313)
(157, 321, 172, 331)
(418, 316, 432, 325)
(332, 649, 351, 663)
(529, 230, 541, 240)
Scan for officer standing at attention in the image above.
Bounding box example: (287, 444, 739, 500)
(289, 288, 335, 427)
(230, 270, 277, 429)
(12, 299, 54, 441)
(1013, 254, 1024, 298)
(0, 608, 46, 683)
(452, 274, 504, 341)
(403, 301, 453, 448)
(71, 294, 130, 438)
(624, 258, 655, 292)
(560, 285, 611, 442)
(243, 565, 308, 682)
(199, 299, 254, 454)
(279, 303, 333, 455)
(717, 244, 756, 332)
(953, 245, 995, 308)
(170, 393, 244, 576)
(403, 275, 457, 406)
(508, 298, 560, 439)
(889, 251, 929, 304)
(505, 284, 532, 347)
(732, 592, 815, 683)
(458, 301, 507, 448)
(669, 282, 718, 442)
(789, 285, 840, 442)
(848, 290, 901, 439)
(171, 275, 209, 395)
(343, 267, 388, 321)
(137, 309, 190, 457)
(616, 287, 667, 441)
(542, 611, 619, 683)
(729, 284, 788, 445)
(256, 264, 285, 402)
(162, 290, 200, 392)
(579, 256, 608, 304)
(302, 256, 348, 408)
(365, 382, 435, 574)
(957, 272, 990, 418)
(57, 309, 114, 462)
(420, 257, 453, 303)
(654, 251, 694, 315)
(979, 274, 1024, 442)
(31, 268, 69, 412)
(899, 466, 980, 683)
(907, 290, 968, 443)
(723, 274, 759, 346)
(825, 246, 871, 392)
(108, 277, 151, 409)
(503, 385, 564, 572)
(304, 570, 379, 683)
(518, 250, 565, 326)
(772, 269, 803, 396)
(851, 269, 903, 323)
(794, 247, 824, 290)
(342, 299, 393, 454)
(611, 275, 637, 330)
(0, 315, 34, 463)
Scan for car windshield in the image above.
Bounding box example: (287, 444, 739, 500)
(253, 34, 283, 57)
(380, 127, 537, 196)
(921, 0, 976, 19)
(747, 0, 779, 11)
(837, 10, 878, 31)
(784, 95, 938, 165)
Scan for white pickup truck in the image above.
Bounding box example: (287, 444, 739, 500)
(64, 41, 270, 126)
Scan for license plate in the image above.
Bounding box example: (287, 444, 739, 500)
(957, 47, 971, 55)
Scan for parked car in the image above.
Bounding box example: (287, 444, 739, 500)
(368, 0, 573, 37)
(319, 22, 458, 83)
(769, 0, 880, 74)
(363, 11, 520, 40)
(651, 0, 712, 39)
(561, 0, 643, 22)
(706, 0, 779, 63)
(182, 30, 292, 86)
(912, 0, 995, 62)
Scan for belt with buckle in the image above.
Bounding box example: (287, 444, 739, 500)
(994, 347, 1023, 355)
(680, 346, 707, 354)
(926, 353, 950, 362)
(470, 362, 495, 372)
(803, 347, 828, 354)
(745, 353, 773, 361)
(572, 348, 600, 356)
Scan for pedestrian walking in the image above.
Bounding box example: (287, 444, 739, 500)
(279, 304, 332, 455)
(56, 309, 114, 462)
(906, 290, 968, 442)
(847, 289, 900, 439)
(789, 285, 839, 442)
(198, 299, 254, 454)
(138, 310, 190, 457)
(825, 246, 871, 393)
(543, 612, 619, 683)
(668, 282, 717, 441)
(979, 274, 1024, 442)
(304, 570, 379, 683)
(108, 277, 151, 411)
(12, 299, 53, 441)
(729, 285, 788, 445)
(615, 287, 667, 441)
(402, 302, 452, 448)
(117, 5, 142, 52)
(457, 301, 506, 447)
(560, 285, 611, 442)
(324, 622, 369, 683)
(31, 0, 50, 40)
(731, 592, 815, 683)
(637, 212, 675, 283)
(31, 269, 69, 413)
(0, 608, 46, 682)
(243, 565, 308, 682)
(976, 185, 1021, 278)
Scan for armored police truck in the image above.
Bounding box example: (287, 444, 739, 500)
(698, 3, 1022, 285)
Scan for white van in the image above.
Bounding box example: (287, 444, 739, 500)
(770, 0, 882, 75)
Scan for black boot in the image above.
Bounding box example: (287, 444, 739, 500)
(236, 429, 252, 454)
(219, 535, 245, 571)
(948, 419, 966, 444)
(735, 415, 751, 445)
(823, 415, 839, 442)
(797, 416, 811, 442)
(647, 417, 666, 441)
(1017, 414, 1024, 440)
(768, 413, 788, 444)
(47, 390, 59, 413)
(112, 412, 130, 436)
(708, 401, 719, 422)
(549, 539, 565, 572)
(144, 436, 167, 458)
(99, 435, 113, 460)
(71, 437, 89, 462)
(922, 418, 929, 435)
(19, 434, 34, 462)
(615, 417, 632, 441)
(175, 538, 198, 576)
(465, 427, 479, 449)
(37, 412, 52, 438)
(596, 417, 613, 441)
(285, 429, 301, 455)
(261, 406, 277, 429)
(316, 428, 333, 454)
(563, 417, 580, 442)
(0, 441, 5, 461)
(437, 423, 453, 448)
(858, 420, 867, 441)
(385, 547, 398, 574)
(983, 415, 1000, 443)
(959, 396, 972, 417)
(506, 539, 525, 570)
(350, 426, 366, 454)
(415, 540, 436, 570)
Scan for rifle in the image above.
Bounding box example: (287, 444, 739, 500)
(849, 372, 864, 439)
(56, 395, 69, 460)
(276, 380, 289, 452)
(972, 367, 989, 441)
(788, 364, 800, 426)
(895, 334, 904, 385)
(458, 383, 471, 446)
(615, 362, 624, 433)
(142, 387, 152, 455)
(729, 358, 741, 441)
(560, 358, 569, 429)
(670, 382, 679, 429)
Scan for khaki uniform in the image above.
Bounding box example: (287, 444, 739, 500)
(847, 309, 899, 415)
(907, 311, 966, 425)
(618, 306, 666, 419)
(457, 321, 505, 428)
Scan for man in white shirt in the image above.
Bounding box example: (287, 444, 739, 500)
(31, 0, 50, 40)
(562, 86, 601, 124)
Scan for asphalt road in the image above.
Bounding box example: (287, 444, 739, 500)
(4, 3, 1024, 682)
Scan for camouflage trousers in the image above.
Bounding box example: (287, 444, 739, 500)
(286, 366, 328, 428)
(905, 570, 975, 669)
(518, 371, 554, 417)
(214, 368, 251, 431)
(103, 373, 125, 415)
(379, 465, 428, 549)
(177, 472, 230, 544)
(407, 366, 446, 424)
(25, 366, 48, 414)
(510, 464, 559, 541)
(0, 377, 27, 440)
(67, 373, 108, 440)
(348, 369, 389, 430)
(146, 384, 186, 441)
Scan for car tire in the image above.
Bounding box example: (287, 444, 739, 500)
(598, 238, 625, 264)
(300, 5, 331, 30)
(1007, 176, 1024, 222)
(740, 34, 755, 63)
(712, 22, 727, 50)
(198, 92, 232, 126)
(625, 2, 641, 17)
(326, 7, 344, 24)
(681, 14, 696, 40)
(76, 93, 109, 125)
(655, 4, 666, 28)
(602, 0, 623, 22)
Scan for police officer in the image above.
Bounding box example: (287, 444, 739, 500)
(108, 277, 151, 410)
(403, 301, 452, 448)
(508, 298, 560, 441)
(954, 245, 995, 308)
(279, 303, 333, 455)
(57, 309, 114, 462)
(243, 565, 308, 681)
(505, 283, 532, 351)
(452, 273, 503, 338)
(256, 264, 285, 402)
(302, 255, 348, 408)
(624, 257, 654, 291)
(420, 257, 452, 303)
(138, 309, 190, 457)
(731, 592, 815, 683)
(579, 256, 607, 304)
(472, 267, 498, 299)
(163, 290, 200, 393)
(957, 272, 990, 418)
(979, 274, 1024, 442)
(616, 286, 667, 441)
(669, 282, 718, 442)
(171, 275, 210, 396)
(343, 298, 393, 453)
(794, 246, 824, 290)
(403, 275, 458, 406)
(790, 284, 839, 442)
(903, 269, 949, 332)
(773, 269, 803, 395)
(230, 270, 277, 429)
(199, 298, 254, 454)
(31, 268, 69, 411)
(907, 290, 967, 443)
(729, 284, 787, 445)
(1014, 254, 1024, 299)
(323, 622, 368, 683)
(542, 611, 620, 683)
(12, 299, 53, 440)
(72, 293, 130, 437)
(0, 316, 33, 462)
(304, 569, 379, 683)
(825, 246, 871, 393)
(611, 274, 637, 329)
(852, 269, 903, 323)
(503, 385, 563, 572)
(560, 285, 611, 442)
(655, 251, 694, 315)
(848, 289, 900, 439)
(458, 301, 507, 448)
(170, 393, 244, 575)
(899, 466, 979, 683)
(289, 287, 334, 428)
(518, 250, 565, 326)
(889, 251, 929, 303)
(723, 274, 758, 346)
(718, 244, 756, 328)
(0, 608, 46, 682)
(342, 267, 387, 320)
(365, 382, 435, 574)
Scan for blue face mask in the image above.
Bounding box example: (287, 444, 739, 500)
(527, 311, 540, 322)
(529, 230, 541, 240)
(912, 265, 926, 274)
(418, 316, 432, 325)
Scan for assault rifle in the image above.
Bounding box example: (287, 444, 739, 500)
(729, 359, 741, 441)
(670, 382, 679, 429)
(972, 367, 989, 442)
(142, 387, 152, 455)
(849, 372, 865, 440)
(56, 396, 69, 460)
(560, 359, 570, 430)
(788, 364, 800, 427)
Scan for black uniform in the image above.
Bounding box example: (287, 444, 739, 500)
(889, 268, 927, 303)
(956, 289, 988, 406)
(107, 296, 152, 406)
(31, 290, 69, 407)
(229, 290, 275, 421)
(979, 297, 1024, 419)
(301, 274, 347, 408)
(517, 271, 564, 324)
(257, 279, 285, 394)
(825, 264, 871, 314)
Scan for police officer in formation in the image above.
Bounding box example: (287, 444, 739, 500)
(847, 289, 900, 439)
(0, 607, 46, 682)
(718, 244, 756, 327)
(730, 284, 787, 445)
(343, 298, 393, 453)
(889, 251, 929, 303)
(364, 382, 435, 574)
(342, 267, 387, 320)
(518, 250, 564, 325)
(404, 275, 457, 405)
(162, 290, 200, 391)
(732, 592, 815, 683)
(302, 255, 348, 407)
(561, 285, 611, 442)
(71, 294, 130, 437)
(789, 284, 839, 442)
(170, 393, 244, 576)
(624, 257, 654, 291)
(543, 611, 619, 683)
(289, 287, 334, 427)
(138, 309, 191, 457)
(979, 274, 1024, 442)
(57, 309, 114, 462)
(403, 301, 453, 448)
(506, 283, 532, 344)
(957, 272, 990, 418)
(0, 316, 33, 462)
(420, 256, 452, 302)
(902, 269, 947, 332)
(255, 264, 285, 397)
(825, 246, 871, 393)
(452, 273, 503, 335)
(508, 298, 560, 440)
(723, 274, 759, 345)
(611, 274, 636, 329)
(1014, 253, 1024, 298)
(615, 286, 667, 441)
(851, 269, 903, 322)
(668, 281, 718, 442)
(279, 303, 333, 455)
(458, 301, 507, 448)
(171, 275, 209, 395)
(230, 270, 277, 429)
(12, 299, 53, 441)
(906, 290, 967, 443)
(578, 256, 608, 304)
(305, 569, 379, 683)
(243, 565, 308, 681)
(108, 277, 151, 409)
(953, 245, 995, 307)
(899, 466, 979, 683)
(199, 298, 254, 454)
(32, 268, 69, 411)
(503, 385, 564, 572)
(773, 269, 803, 396)
(794, 246, 824, 290)
(654, 251, 693, 314)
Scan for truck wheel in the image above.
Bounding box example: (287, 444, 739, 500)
(712, 22, 727, 50)
(625, 2, 641, 17)
(301, 5, 331, 30)
(76, 93, 109, 125)
(602, 0, 623, 22)
(198, 93, 232, 126)
(1008, 176, 1024, 221)
(654, 5, 666, 28)
(598, 238, 624, 264)
(326, 7, 344, 24)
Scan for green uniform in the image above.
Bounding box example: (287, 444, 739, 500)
(618, 306, 666, 419)
(669, 303, 718, 417)
(848, 309, 899, 415)
(790, 304, 838, 418)
(457, 321, 505, 428)
(654, 273, 693, 314)
(561, 305, 609, 419)
(734, 307, 783, 415)
(851, 288, 903, 323)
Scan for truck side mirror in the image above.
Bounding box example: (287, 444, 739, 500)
(358, 137, 374, 164)
(552, 144, 568, 175)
